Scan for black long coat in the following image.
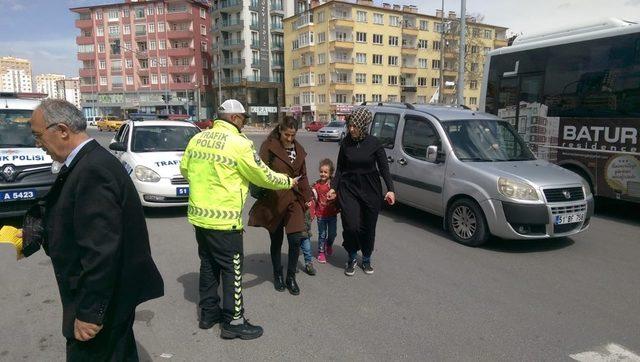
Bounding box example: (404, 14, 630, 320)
(42, 140, 164, 338)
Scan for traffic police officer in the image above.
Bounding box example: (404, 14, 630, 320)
(181, 99, 297, 340)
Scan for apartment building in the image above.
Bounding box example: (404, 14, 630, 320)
(210, 0, 295, 123)
(284, 0, 508, 122)
(71, 0, 213, 118)
(56, 77, 82, 109)
(35, 74, 67, 98)
(0, 56, 33, 93)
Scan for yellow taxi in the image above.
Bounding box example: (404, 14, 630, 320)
(96, 116, 124, 132)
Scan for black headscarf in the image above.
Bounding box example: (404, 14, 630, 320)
(348, 108, 372, 142)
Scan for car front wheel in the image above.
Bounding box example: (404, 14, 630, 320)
(447, 198, 489, 246)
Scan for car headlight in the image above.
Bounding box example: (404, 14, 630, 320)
(581, 177, 593, 197)
(498, 177, 539, 201)
(134, 165, 161, 183)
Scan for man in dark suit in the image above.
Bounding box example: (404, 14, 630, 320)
(28, 99, 164, 361)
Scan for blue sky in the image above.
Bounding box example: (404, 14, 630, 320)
(0, 0, 638, 77)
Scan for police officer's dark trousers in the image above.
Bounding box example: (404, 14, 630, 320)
(195, 227, 244, 323)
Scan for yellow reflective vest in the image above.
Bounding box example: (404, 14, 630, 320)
(180, 120, 292, 230)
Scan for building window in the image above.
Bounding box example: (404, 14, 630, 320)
(149, 40, 157, 50)
(335, 94, 347, 103)
(372, 94, 382, 102)
(135, 24, 146, 35)
(469, 80, 478, 90)
(484, 29, 492, 39)
(97, 27, 104, 36)
(203, 75, 209, 85)
(200, 8, 207, 18)
(318, 94, 326, 103)
(123, 24, 130, 35)
(123, 8, 130, 17)
(126, 59, 133, 68)
(317, 11, 324, 22)
(432, 41, 441, 50)
(372, 74, 382, 84)
(95, 11, 103, 20)
(317, 74, 325, 85)
(148, 23, 155, 33)
(158, 40, 165, 49)
(200, 24, 207, 36)
(417, 95, 427, 104)
(470, 97, 477, 105)
(98, 43, 105, 52)
(147, 5, 154, 15)
(126, 76, 133, 85)
(108, 9, 119, 20)
(201, 41, 207, 52)
(471, 62, 479, 72)
(373, 13, 383, 25)
(471, 45, 479, 54)
(125, 41, 132, 50)
(134, 7, 144, 19)
(100, 76, 107, 85)
(161, 74, 167, 84)
(388, 56, 398, 66)
(432, 59, 440, 69)
(355, 94, 366, 103)
(318, 32, 326, 43)
(372, 54, 382, 65)
(355, 53, 366, 64)
(389, 16, 399, 27)
(418, 58, 428, 68)
(99, 60, 106, 69)
(417, 77, 427, 86)
(388, 75, 398, 85)
(158, 22, 165, 32)
(431, 78, 439, 87)
(151, 74, 158, 84)
(159, 57, 167, 67)
(419, 20, 428, 30)
(140, 76, 149, 85)
(388, 36, 398, 46)
(356, 32, 366, 43)
(388, 95, 397, 102)
(318, 53, 325, 64)
(150, 58, 157, 67)
(418, 39, 428, 49)
(355, 73, 366, 84)
(157, 5, 164, 14)
(356, 11, 367, 22)
(373, 34, 383, 45)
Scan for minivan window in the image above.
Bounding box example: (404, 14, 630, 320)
(443, 119, 535, 162)
(0, 109, 36, 147)
(370, 113, 399, 148)
(402, 117, 439, 161)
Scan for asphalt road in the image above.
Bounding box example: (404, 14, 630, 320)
(1, 128, 639, 361)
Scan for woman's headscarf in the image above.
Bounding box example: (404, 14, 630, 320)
(348, 108, 372, 142)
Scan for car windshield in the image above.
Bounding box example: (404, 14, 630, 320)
(326, 121, 344, 127)
(132, 126, 199, 152)
(0, 109, 37, 148)
(443, 119, 536, 162)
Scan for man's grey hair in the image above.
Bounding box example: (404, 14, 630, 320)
(36, 99, 87, 132)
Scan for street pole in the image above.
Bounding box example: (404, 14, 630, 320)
(439, 0, 444, 104)
(457, 0, 466, 106)
(217, 38, 222, 107)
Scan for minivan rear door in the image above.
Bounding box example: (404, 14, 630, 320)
(390, 114, 446, 215)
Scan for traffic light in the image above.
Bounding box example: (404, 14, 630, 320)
(189, 93, 194, 102)
(162, 95, 166, 102)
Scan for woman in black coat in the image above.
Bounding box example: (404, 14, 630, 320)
(327, 108, 395, 276)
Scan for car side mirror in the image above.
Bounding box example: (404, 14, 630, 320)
(109, 142, 126, 152)
(426, 145, 439, 163)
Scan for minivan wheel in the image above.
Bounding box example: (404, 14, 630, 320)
(447, 198, 489, 246)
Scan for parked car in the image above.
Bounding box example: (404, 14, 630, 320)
(1, 95, 57, 218)
(362, 103, 594, 246)
(96, 116, 124, 132)
(317, 121, 347, 141)
(305, 121, 324, 132)
(85, 116, 100, 126)
(108, 119, 200, 207)
(193, 119, 213, 129)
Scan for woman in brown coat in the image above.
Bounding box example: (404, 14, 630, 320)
(248, 117, 313, 295)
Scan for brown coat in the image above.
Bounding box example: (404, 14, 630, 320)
(248, 136, 313, 234)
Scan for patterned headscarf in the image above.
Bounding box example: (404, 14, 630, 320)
(348, 108, 372, 142)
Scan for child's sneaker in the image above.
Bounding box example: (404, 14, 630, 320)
(361, 261, 374, 275)
(344, 259, 357, 276)
(326, 245, 334, 256)
(304, 262, 316, 276)
(317, 252, 326, 264)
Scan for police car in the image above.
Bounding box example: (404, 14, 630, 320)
(108, 119, 200, 207)
(0, 94, 58, 218)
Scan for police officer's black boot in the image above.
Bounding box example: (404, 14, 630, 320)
(285, 273, 300, 295)
(273, 267, 285, 292)
(221, 318, 264, 340)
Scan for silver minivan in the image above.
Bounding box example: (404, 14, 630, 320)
(364, 103, 594, 246)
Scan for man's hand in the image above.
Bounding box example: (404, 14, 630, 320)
(291, 175, 301, 188)
(74, 319, 103, 341)
(326, 189, 337, 201)
(385, 192, 396, 205)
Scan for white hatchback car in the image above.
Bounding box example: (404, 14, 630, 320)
(108, 120, 200, 207)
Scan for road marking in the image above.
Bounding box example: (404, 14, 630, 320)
(570, 343, 640, 361)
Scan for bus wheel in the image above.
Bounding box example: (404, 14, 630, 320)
(447, 198, 489, 247)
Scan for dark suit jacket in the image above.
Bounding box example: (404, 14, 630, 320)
(42, 140, 164, 338)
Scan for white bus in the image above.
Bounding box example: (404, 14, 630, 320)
(480, 19, 640, 203)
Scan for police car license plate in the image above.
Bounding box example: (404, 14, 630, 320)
(176, 187, 189, 196)
(1, 189, 37, 202)
(555, 212, 585, 225)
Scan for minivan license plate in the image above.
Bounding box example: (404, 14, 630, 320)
(555, 212, 585, 225)
(176, 187, 189, 196)
(1, 189, 37, 202)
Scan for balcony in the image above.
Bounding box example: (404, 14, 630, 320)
(270, 23, 284, 33)
(75, 18, 93, 28)
(80, 85, 96, 93)
(170, 82, 197, 90)
(76, 36, 93, 45)
(222, 58, 245, 68)
(168, 65, 196, 73)
(401, 84, 417, 92)
(401, 64, 417, 73)
(402, 23, 419, 36)
(294, 13, 313, 29)
(401, 46, 418, 55)
(167, 47, 195, 57)
(166, 11, 191, 22)
(250, 40, 260, 49)
(329, 38, 354, 50)
(330, 80, 354, 91)
(443, 68, 457, 76)
(330, 14, 353, 28)
(271, 61, 284, 69)
(330, 58, 354, 70)
(270, 3, 284, 13)
(220, 0, 242, 12)
(444, 47, 457, 58)
(222, 39, 245, 49)
(221, 19, 244, 30)
(271, 42, 284, 51)
(77, 52, 95, 61)
(249, 0, 259, 11)
(79, 68, 96, 77)
(167, 30, 193, 39)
